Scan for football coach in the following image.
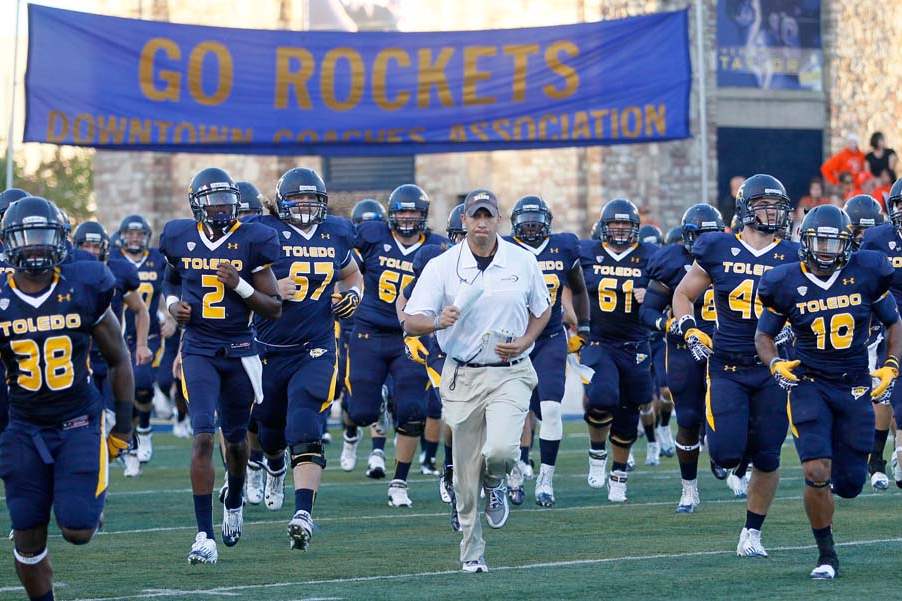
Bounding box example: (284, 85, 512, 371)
(401, 189, 551, 573)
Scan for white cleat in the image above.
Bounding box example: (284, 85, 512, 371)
(892, 455, 902, 487)
(507, 461, 525, 506)
(387, 479, 413, 507)
(340, 434, 359, 472)
(152, 388, 173, 419)
(187, 532, 218, 565)
(172, 417, 192, 439)
(221, 504, 243, 547)
(123, 451, 141, 477)
(871, 470, 889, 491)
(675, 479, 700, 513)
(727, 471, 749, 498)
(519, 459, 534, 480)
(810, 563, 837, 579)
(626, 452, 636, 472)
(136, 427, 153, 463)
(607, 470, 628, 503)
(439, 468, 452, 503)
(736, 527, 768, 558)
(244, 461, 265, 505)
(657, 426, 676, 457)
(288, 510, 314, 551)
(264, 462, 287, 511)
(645, 442, 661, 466)
(587, 450, 608, 489)
(534, 464, 555, 507)
(366, 449, 386, 479)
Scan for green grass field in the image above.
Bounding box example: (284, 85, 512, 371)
(1, 421, 900, 601)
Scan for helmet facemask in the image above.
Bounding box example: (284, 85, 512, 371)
(602, 219, 638, 247)
(390, 209, 427, 237)
(121, 224, 149, 253)
(802, 227, 851, 273)
(512, 210, 551, 244)
(5, 222, 67, 274)
(191, 184, 239, 232)
(744, 196, 790, 233)
(278, 192, 326, 227)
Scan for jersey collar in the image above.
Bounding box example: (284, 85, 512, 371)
(799, 261, 843, 291)
(392, 232, 425, 257)
(513, 236, 549, 256)
(735, 233, 778, 258)
(8, 270, 61, 309)
(120, 248, 149, 269)
(602, 242, 637, 262)
(196, 221, 241, 252)
(288, 223, 318, 240)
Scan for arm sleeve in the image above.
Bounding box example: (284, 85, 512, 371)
(405, 259, 444, 318)
(252, 228, 281, 272)
(756, 272, 785, 336)
(639, 284, 671, 331)
(526, 255, 551, 318)
(690, 232, 717, 275)
(90, 264, 117, 324)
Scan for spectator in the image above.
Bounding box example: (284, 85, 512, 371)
(719, 175, 744, 226)
(794, 177, 831, 221)
(865, 131, 897, 183)
(871, 168, 893, 210)
(820, 133, 867, 187)
(838, 172, 861, 201)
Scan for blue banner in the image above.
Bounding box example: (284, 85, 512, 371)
(25, 5, 691, 156)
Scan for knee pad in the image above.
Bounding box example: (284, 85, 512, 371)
(539, 401, 563, 441)
(348, 402, 380, 428)
(584, 407, 613, 428)
(13, 547, 48, 565)
(675, 440, 700, 452)
(609, 428, 637, 449)
(134, 387, 154, 408)
(396, 420, 425, 438)
(805, 478, 831, 489)
(290, 441, 327, 469)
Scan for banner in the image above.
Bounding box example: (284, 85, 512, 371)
(717, 0, 822, 90)
(25, 5, 691, 156)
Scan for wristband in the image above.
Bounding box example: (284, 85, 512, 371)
(674, 314, 697, 336)
(348, 285, 362, 298)
(884, 357, 899, 370)
(577, 321, 590, 335)
(166, 295, 180, 312)
(234, 277, 255, 299)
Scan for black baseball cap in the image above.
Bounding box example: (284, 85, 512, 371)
(464, 189, 499, 217)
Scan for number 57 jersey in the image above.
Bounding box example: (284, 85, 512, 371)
(692, 233, 799, 357)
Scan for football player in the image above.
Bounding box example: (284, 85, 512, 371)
(665, 226, 683, 246)
(640, 203, 724, 512)
(236, 181, 265, 218)
(579, 198, 656, 502)
(507, 195, 588, 507)
(672, 174, 798, 557)
(160, 167, 281, 562)
(861, 178, 902, 488)
(349, 184, 448, 507)
(248, 167, 361, 550)
(756, 205, 901, 579)
(637, 223, 668, 464)
(0, 187, 29, 434)
(0, 196, 134, 601)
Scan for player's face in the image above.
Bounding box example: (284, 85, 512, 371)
(123, 229, 146, 252)
(514, 213, 547, 241)
(393, 209, 422, 233)
(749, 197, 786, 229)
(284, 192, 321, 225)
(606, 220, 633, 246)
(78, 241, 104, 259)
(806, 233, 845, 272)
(851, 226, 866, 247)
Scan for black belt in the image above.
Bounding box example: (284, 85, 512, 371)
(453, 357, 526, 368)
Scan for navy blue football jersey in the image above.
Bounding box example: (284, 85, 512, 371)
(508, 233, 580, 336)
(159, 219, 281, 357)
(251, 215, 354, 347)
(0, 262, 115, 425)
(354, 221, 449, 332)
(646, 244, 717, 337)
(759, 251, 896, 374)
(692, 232, 799, 356)
(111, 247, 167, 343)
(579, 240, 656, 343)
(860, 223, 902, 307)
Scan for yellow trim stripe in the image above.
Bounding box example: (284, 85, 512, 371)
(343, 346, 352, 395)
(151, 339, 165, 368)
(786, 391, 799, 438)
(320, 341, 340, 413)
(96, 413, 109, 497)
(180, 361, 190, 403)
(426, 365, 441, 388)
(705, 362, 715, 431)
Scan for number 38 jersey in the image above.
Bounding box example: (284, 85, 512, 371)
(353, 221, 448, 333)
(251, 215, 354, 347)
(0, 262, 115, 425)
(579, 240, 656, 343)
(160, 219, 281, 357)
(692, 232, 799, 357)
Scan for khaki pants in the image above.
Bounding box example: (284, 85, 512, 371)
(439, 358, 538, 563)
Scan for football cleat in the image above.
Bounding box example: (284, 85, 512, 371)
(340, 434, 359, 472)
(187, 532, 218, 565)
(172, 416, 193, 439)
(607, 470, 628, 503)
(445, 472, 461, 532)
(521, 459, 535, 480)
(587, 450, 608, 489)
(710, 460, 729, 480)
(727, 471, 749, 498)
(810, 554, 838, 579)
(366, 449, 386, 479)
(626, 452, 636, 472)
(657, 426, 676, 457)
(321, 431, 332, 445)
(676, 480, 699, 513)
(462, 557, 488, 573)
(483, 481, 510, 528)
(736, 527, 768, 558)
(439, 466, 453, 504)
(123, 451, 141, 478)
(892, 455, 902, 488)
(136, 427, 153, 462)
(288, 510, 314, 551)
(870, 470, 889, 491)
(264, 461, 287, 511)
(507, 461, 525, 506)
(245, 460, 265, 505)
(535, 465, 555, 507)
(645, 441, 661, 466)
(387, 479, 413, 507)
(152, 389, 173, 420)
(221, 504, 243, 547)
(420, 458, 440, 476)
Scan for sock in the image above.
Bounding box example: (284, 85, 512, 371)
(249, 448, 264, 465)
(519, 446, 530, 463)
(372, 437, 386, 452)
(812, 525, 835, 558)
(30, 592, 54, 601)
(443, 444, 453, 468)
(644, 423, 656, 443)
(345, 424, 358, 440)
(225, 472, 245, 509)
(422, 440, 438, 463)
(177, 406, 187, 420)
(539, 438, 560, 466)
(612, 461, 627, 472)
(678, 457, 698, 481)
(734, 459, 749, 479)
(137, 408, 151, 430)
(660, 408, 672, 427)
(268, 453, 285, 472)
(295, 488, 315, 513)
(393, 460, 411, 481)
(193, 494, 214, 539)
(873, 429, 890, 460)
(745, 510, 766, 531)
(590, 439, 606, 452)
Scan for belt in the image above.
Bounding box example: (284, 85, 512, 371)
(453, 357, 526, 368)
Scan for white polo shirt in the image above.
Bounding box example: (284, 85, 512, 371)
(405, 234, 551, 364)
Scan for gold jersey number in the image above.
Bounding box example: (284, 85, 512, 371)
(10, 335, 74, 392)
(288, 261, 335, 302)
(379, 269, 415, 304)
(727, 278, 763, 319)
(597, 278, 634, 313)
(811, 312, 854, 350)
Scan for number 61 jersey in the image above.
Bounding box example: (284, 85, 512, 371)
(692, 233, 799, 357)
(0, 262, 115, 425)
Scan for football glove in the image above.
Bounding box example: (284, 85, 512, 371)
(870, 358, 899, 400)
(331, 289, 360, 319)
(107, 433, 131, 459)
(671, 315, 712, 362)
(769, 358, 800, 391)
(774, 324, 795, 349)
(567, 334, 585, 354)
(404, 336, 429, 365)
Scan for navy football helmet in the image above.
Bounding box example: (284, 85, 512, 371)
(276, 168, 327, 227)
(188, 167, 240, 231)
(236, 181, 265, 217)
(511, 196, 552, 244)
(0, 188, 29, 223)
(798, 205, 853, 272)
(388, 184, 429, 236)
(665, 226, 683, 245)
(599, 198, 640, 246)
(118, 214, 152, 253)
(74, 221, 110, 261)
(735, 174, 791, 234)
(638, 224, 663, 245)
(681, 203, 725, 252)
(2, 196, 69, 273)
(590, 219, 603, 241)
(447, 203, 466, 243)
(885, 178, 902, 233)
(351, 199, 386, 225)
(843, 194, 885, 249)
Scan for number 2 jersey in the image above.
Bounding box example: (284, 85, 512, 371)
(353, 221, 448, 333)
(0, 262, 115, 425)
(508, 233, 580, 336)
(251, 215, 355, 347)
(579, 240, 657, 343)
(692, 232, 799, 357)
(159, 219, 281, 357)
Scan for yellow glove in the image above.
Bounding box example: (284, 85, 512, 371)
(567, 335, 585, 354)
(404, 336, 430, 365)
(870, 358, 899, 400)
(107, 432, 130, 459)
(769, 358, 800, 390)
(683, 328, 713, 361)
